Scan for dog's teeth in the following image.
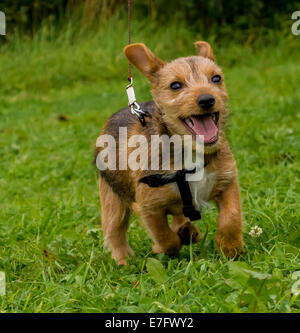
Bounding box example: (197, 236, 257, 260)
(186, 118, 194, 128)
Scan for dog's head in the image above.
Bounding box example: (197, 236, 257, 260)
(124, 42, 229, 154)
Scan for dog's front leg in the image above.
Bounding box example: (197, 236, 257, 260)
(140, 210, 182, 256)
(172, 215, 201, 245)
(215, 180, 244, 259)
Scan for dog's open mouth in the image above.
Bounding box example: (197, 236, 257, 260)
(181, 113, 219, 145)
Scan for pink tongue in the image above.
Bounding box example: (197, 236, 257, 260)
(190, 115, 218, 143)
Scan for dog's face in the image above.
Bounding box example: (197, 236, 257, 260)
(124, 42, 229, 154)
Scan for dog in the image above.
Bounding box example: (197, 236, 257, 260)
(95, 41, 244, 265)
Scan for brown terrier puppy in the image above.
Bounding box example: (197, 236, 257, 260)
(95, 41, 243, 265)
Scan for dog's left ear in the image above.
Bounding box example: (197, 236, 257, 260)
(194, 41, 215, 61)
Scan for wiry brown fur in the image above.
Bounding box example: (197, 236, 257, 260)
(95, 41, 244, 264)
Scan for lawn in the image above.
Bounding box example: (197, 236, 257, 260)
(0, 18, 299, 312)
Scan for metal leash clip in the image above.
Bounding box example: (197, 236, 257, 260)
(126, 78, 150, 126)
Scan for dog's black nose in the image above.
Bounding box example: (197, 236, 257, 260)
(197, 94, 215, 110)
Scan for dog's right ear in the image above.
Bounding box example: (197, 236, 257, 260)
(194, 41, 215, 61)
(124, 43, 165, 82)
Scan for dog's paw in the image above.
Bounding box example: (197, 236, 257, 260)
(152, 243, 164, 254)
(164, 241, 181, 257)
(177, 222, 201, 245)
(112, 245, 134, 265)
(216, 231, 243, 259)
(152, 234, 182, 257)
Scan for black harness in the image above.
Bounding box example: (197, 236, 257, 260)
(139, 165, 208, 221)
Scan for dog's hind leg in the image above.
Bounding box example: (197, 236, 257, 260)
(99, 177, 134, 265)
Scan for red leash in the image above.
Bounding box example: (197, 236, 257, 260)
(125, 0, 150, 126)
(128, 0, 132, 82)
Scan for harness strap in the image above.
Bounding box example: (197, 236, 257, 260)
(175, 172, 201, 221)
(139, 168, 202, 221)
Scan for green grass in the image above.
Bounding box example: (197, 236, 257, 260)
(0, 17, 299, 313)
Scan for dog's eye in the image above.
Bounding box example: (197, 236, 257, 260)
(212, 75, 222, 84)
(170, 81, 182, 90)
